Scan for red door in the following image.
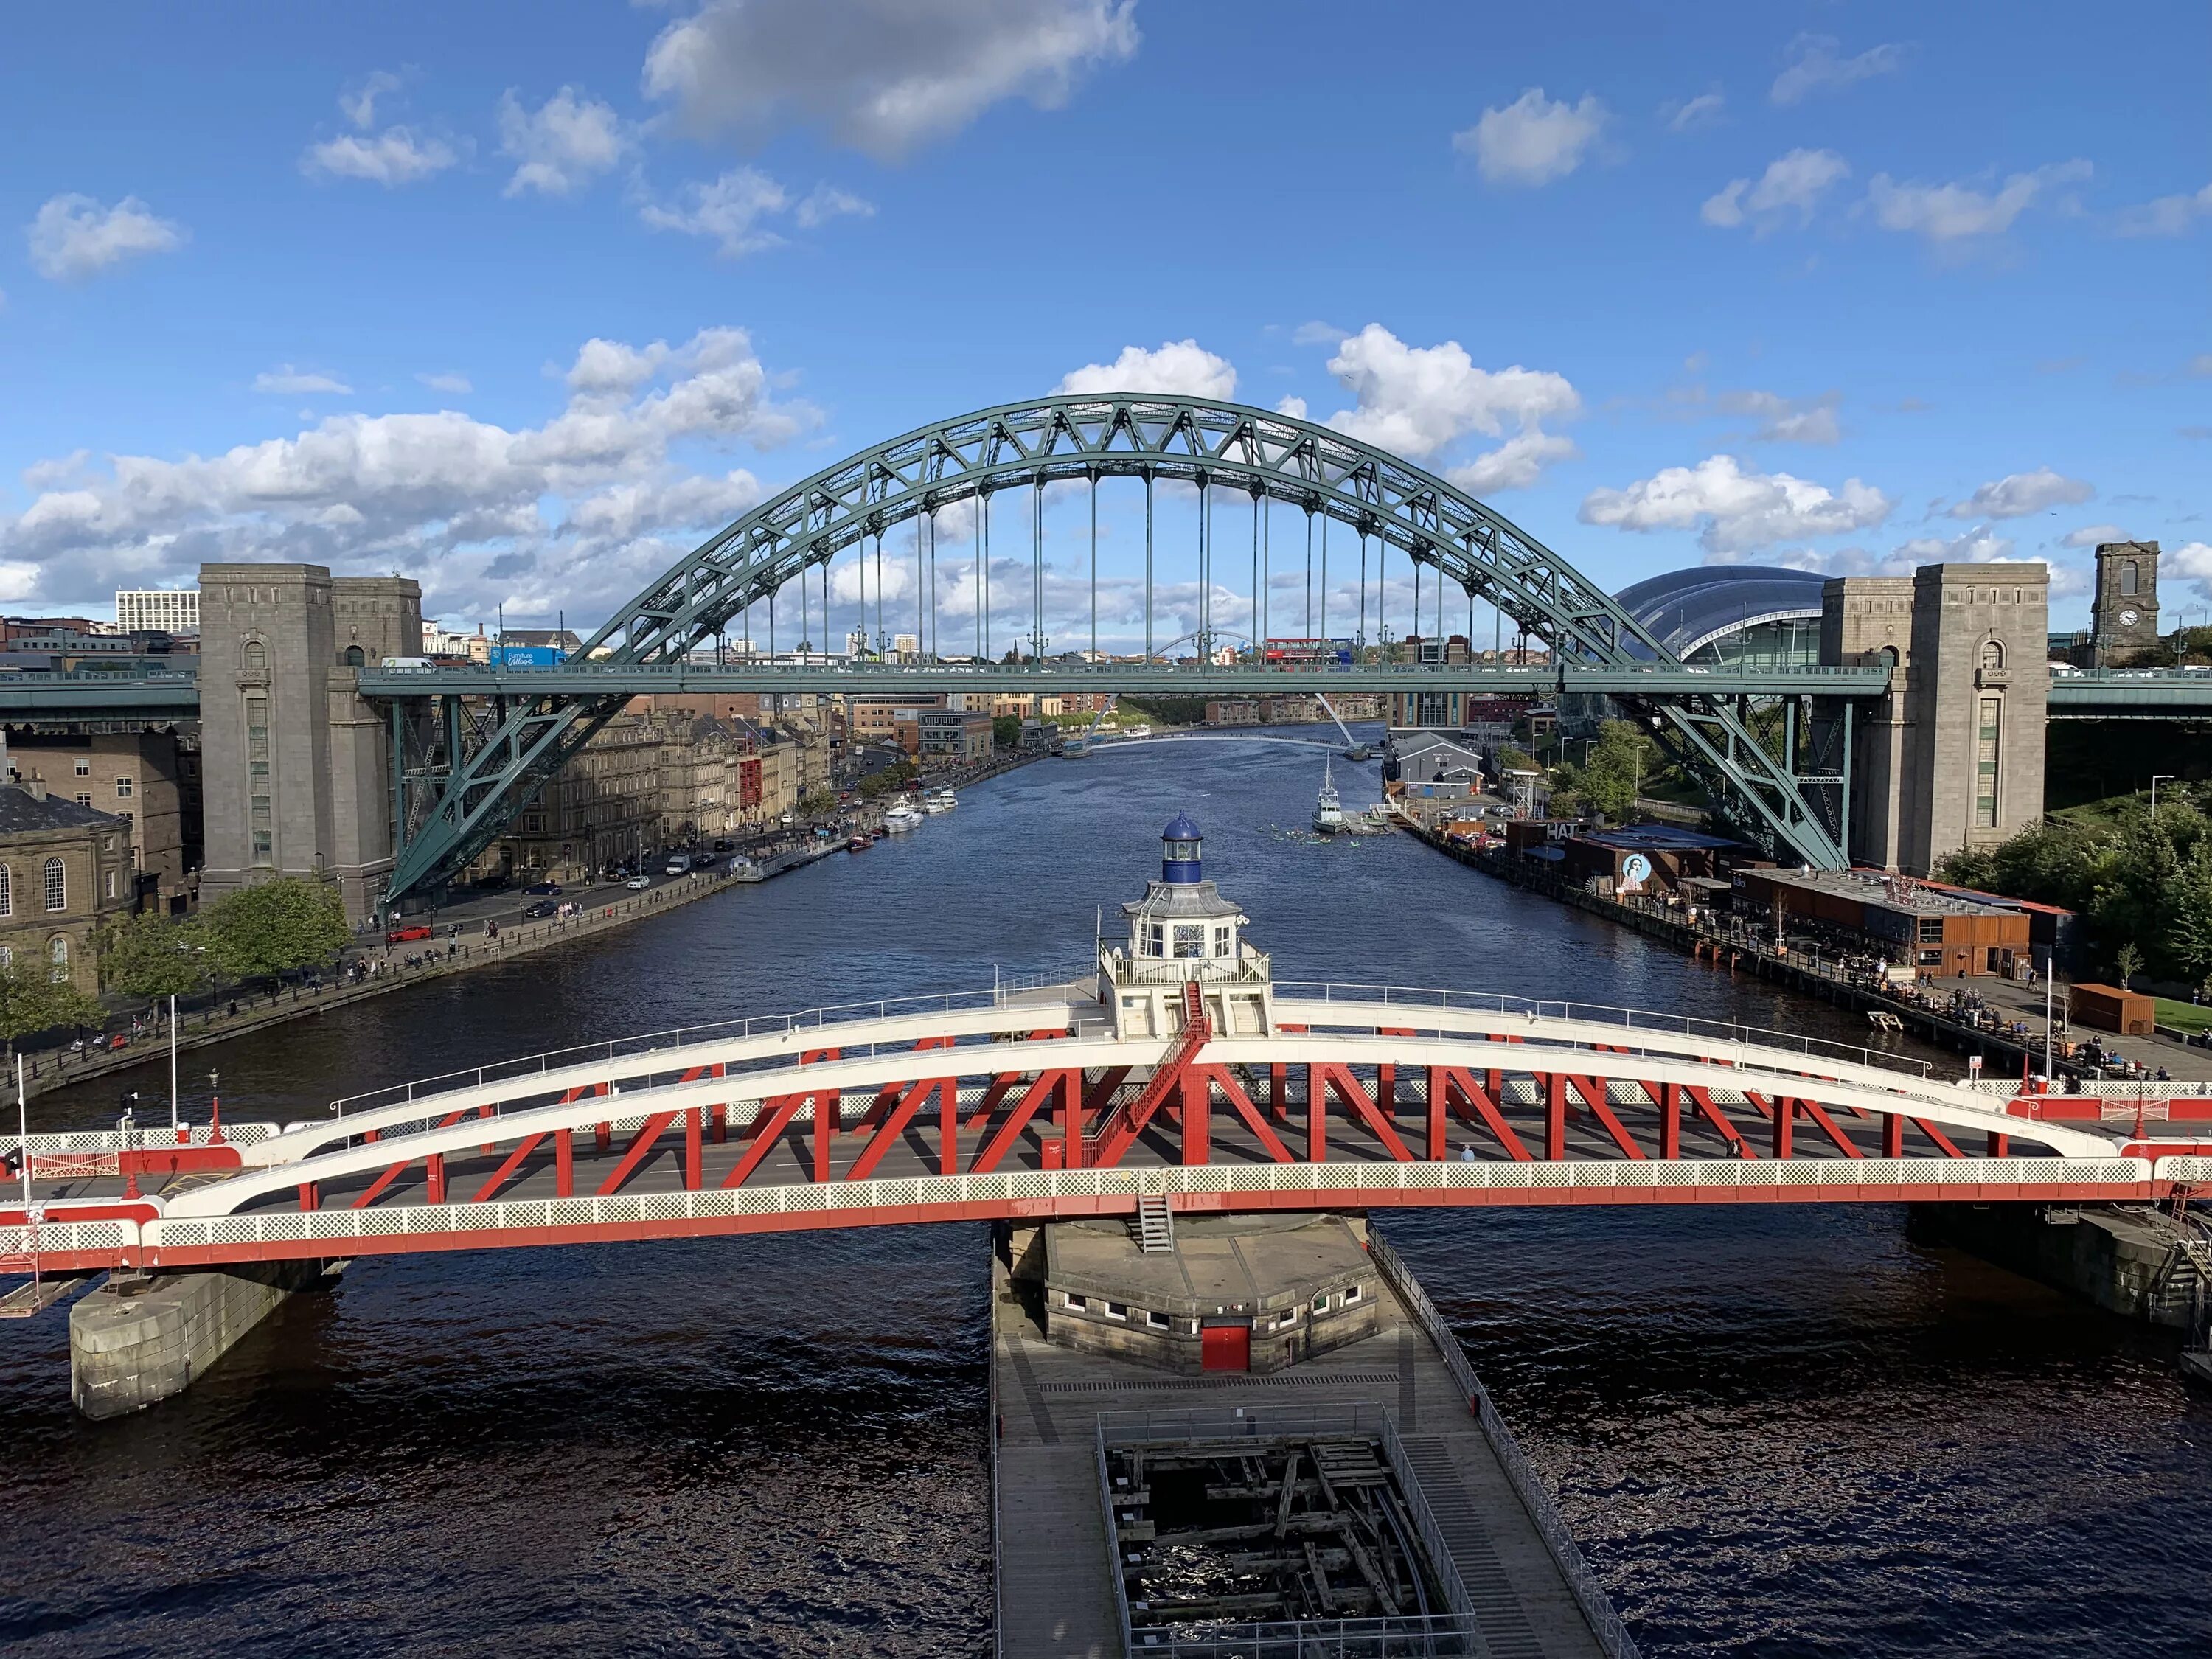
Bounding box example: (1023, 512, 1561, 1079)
(1200, 1324, 1250, 1373)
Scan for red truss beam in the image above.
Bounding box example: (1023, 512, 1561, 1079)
(1310, 1063, 1412, 1162)
(1192, 1065, 1293, 1164)
(1565, 1076, 1646, 1161)
(596, 1110, 681, 1197)
(1683, 1085, 1755, 1158)
(971, 1071, 1076, 1174)
(353, 1106, 473, 1209)
(722, 1094, 806, 1188)
(1433, 1067, 1531, 1161)
(846, 1077, 957, 1182)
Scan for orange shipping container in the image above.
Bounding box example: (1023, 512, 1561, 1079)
(2071, 982, 2156, 1037)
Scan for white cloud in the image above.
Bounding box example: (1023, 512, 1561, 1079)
(1054, 340, 1237, 399)
(1715, 389, 1842, 444)
(2059, 523, 2129, 549)
(1701, 147, 1848, 230)
(26, 193, 187, 281)
(1276, 394, 1309, 420)
(302, 128, 458, 187)
(0, 326, 813, 620)
(1893, 526, 2017, 564)
(253, 366, 352, 396)
(1865, 160, 2091, 243)
(1579, 453, 1892, 554)
(339, 70, 403, 131)
(498, 87, 631, 197)
(1947, 467, 2094, 519)
(1662, 91, 1725, 133)
(417, 372, 473, 394)
(1291, 320, 1347, 347)
(639, 168, 791, 256)
(1770, 34, 1906, 105)
(1321, 326, 1579, 482)
(643, 0, 1139, 160)
(1448, 431, 1579, 495)
(2168, 540, 2212, 599)
(794, 184, 875, 228)
(2114, 181, 2212, 238)
(1452, 88, 1607, 187)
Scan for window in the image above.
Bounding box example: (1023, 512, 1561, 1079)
(1144, 922, 1164, 956)
(1104, 1301, 1127, 1321)
(1917, 918, 1944, 944)
(1062, 1293, 1087, 1311)
(247, 693, 273, 865)
(114, 776, 133, 799)
(1173, 924, 1204, 959)
(0, 864, 11, 918)
(105, 869, 116, 900)
(1978, 640, 2004, 670)
(74, 793, 91, 809)
(1275, 1309, 1299, 1329)
(342, 644, 366, 667)
(2121, 560, 2138, 597)
(1212, 926, 1231, 958)
(42, 858, 65, 912)
(242, 640, 266, 671)
(1145, 1311, 1171, 1330)
(1342, 1284, 1361, 1304)
(1312, 1294, 1331, 1313)
(73, 758, 90, 777)
(0, 945, 10, 968)
(48, 936, 69, 981)
(1975, 696, 2002, 829)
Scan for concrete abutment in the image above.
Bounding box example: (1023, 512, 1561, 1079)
(1913, 1201, 2206, 1328)
(69, 1258, 347, 1420)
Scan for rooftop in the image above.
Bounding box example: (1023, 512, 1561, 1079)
(1753, 866, 2008, 917)
(0, 783, 129, 836)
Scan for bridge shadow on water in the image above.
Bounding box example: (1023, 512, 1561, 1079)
(7, 732, 2211, 1657)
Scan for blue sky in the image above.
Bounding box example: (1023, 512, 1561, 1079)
(3, 0, 2207, 647)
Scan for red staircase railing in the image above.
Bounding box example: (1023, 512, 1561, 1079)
(1089, 982, 1209, 1166)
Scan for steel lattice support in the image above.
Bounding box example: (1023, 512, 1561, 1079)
(384, 396, 1850, 899)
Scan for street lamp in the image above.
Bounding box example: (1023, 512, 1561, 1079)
(2152, 773, 2176, 813)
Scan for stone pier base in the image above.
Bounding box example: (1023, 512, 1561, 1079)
(69, 1259, 345, 1420)
(1913, 1203, 2202, 1327)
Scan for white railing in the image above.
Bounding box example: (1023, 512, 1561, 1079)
(0, 1122, 275, 1156)
(1961, 1078, 2212, 1099)
(1275, 983, 1932, 1078)
(137, 1156, 2157, 1255)
(1371, 1228, 1642, 1659)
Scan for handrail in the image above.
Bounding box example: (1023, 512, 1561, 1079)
(1371, 1226, 1643, 1659)
(1275, 981, 1933, 1079)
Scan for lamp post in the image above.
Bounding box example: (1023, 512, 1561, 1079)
(2152, 773, 2175, 813)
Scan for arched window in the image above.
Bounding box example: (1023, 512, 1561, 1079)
(48, 936, 68, 982)
(0, 863, 12, 919)
(342, 644, 366, 667)
(1876, 646, 1899, 669)
(242, 640, 267, 671)
(42, 857, 65, 912)
(2121, 560, 2139, 597)
(1979, 640, 2005, 670)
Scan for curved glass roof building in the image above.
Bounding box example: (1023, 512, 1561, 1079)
(1613, 564, 1827, 667)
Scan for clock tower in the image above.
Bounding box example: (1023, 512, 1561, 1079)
(2091, 540, 2160, 664)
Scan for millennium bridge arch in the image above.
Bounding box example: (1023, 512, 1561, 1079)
(385, 395, 1851, 902)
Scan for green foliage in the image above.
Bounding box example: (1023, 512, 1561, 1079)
(201, 878, 350, 981)
(1938, 790, 2212, 983)
(1498, 747, 1537, 774)
(1547, 720, 1655, 823)
(797, 787, 838, 818)
(2113, 942, 2144, 987)
(0, 961, 104, 1052)
(992, 714, 1021, 748)
(95, 910, 208, 998)
(858, 759, 919, 799)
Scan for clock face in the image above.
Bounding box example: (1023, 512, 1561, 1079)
(2118, 607, 2140, 627)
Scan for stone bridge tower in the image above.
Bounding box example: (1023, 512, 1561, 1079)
(197, 564, 422, 922)
(1822, 561, 2048, 875)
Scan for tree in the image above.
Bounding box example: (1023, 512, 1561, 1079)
(992, 714, 1021, 748)
(0, 961, 105, 1059)
(797, 787, 838, 818)
(201, 878, 350, 982)
(859, 759, 918, 800)
(1551, 720, 1652, 823)
(95, 910, 207, 999)
(1498, 747, 1537, 774)
(2168, 840, 2212, 990)
(2113, 941, 2143, 988)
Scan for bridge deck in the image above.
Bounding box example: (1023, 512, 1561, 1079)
(990, 1239, 1607, 1659)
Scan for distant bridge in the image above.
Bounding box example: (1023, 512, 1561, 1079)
(4, 975, 2196, 1279)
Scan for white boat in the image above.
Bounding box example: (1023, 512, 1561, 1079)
(1125, 723, 1154, 738)
(1312, 758, 1346, 835)
(883, 807, 925, 832)
(922, 793, 956, 814)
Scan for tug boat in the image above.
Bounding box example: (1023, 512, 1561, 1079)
(1311, 757, 1346, 835)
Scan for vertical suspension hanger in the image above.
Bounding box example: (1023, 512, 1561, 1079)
(1088, 469, 1098, 665)
(1144, 468, 1154, 664)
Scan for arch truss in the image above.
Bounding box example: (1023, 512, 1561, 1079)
(383, 396, 1847, 901)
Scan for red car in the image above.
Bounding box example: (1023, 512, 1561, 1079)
(386, 923, 434, 945)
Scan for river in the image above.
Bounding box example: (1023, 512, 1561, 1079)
(4, 733, 2206, 1657)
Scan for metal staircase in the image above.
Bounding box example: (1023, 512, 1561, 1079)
(1133, 1190, 1175, 1254)
(1089, 982, 1211, 1166)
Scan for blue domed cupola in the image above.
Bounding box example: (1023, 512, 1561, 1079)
(1161, 813, 1204, 884)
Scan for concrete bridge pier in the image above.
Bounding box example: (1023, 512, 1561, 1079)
(1912, 1202, 2208, 1328)
(69, 1259, 347, 1420)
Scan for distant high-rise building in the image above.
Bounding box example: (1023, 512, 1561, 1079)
(115, 587, 200, 633)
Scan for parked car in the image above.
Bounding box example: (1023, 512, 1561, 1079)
(523, 880, 561, 895)
(625, 875, 652, 890)
(386, 923, 434, 945)
(522, 900, 559, 919)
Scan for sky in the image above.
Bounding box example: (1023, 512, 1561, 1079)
(2, 0, 2207, 650)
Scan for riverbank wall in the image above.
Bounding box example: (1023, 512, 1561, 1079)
(69, 1258, 344, 1419)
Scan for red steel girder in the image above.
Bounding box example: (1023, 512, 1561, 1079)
(1683, 1085, 1755, 1158)
(1565, 1076, 1646, 1161)
(971, 1071, 1077, 1175)
(1192, 1065, 1294, 1164)
(1311, 1062, 1413, 1162)
(596, 1110, 681, 1197)
(1434, 1067, 1531, 1161)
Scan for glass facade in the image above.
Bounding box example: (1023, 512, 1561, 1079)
(1975, 696, 2002, 828)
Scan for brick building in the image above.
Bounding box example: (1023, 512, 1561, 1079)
(0, 783, 136, 991)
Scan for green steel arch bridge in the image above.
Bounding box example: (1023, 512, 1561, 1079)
(1, 396, 2205, 902)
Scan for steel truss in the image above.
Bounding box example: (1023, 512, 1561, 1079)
(386, 397, 1848, 900)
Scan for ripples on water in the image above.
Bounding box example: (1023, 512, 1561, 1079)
(5, 735, 2208, 1655)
